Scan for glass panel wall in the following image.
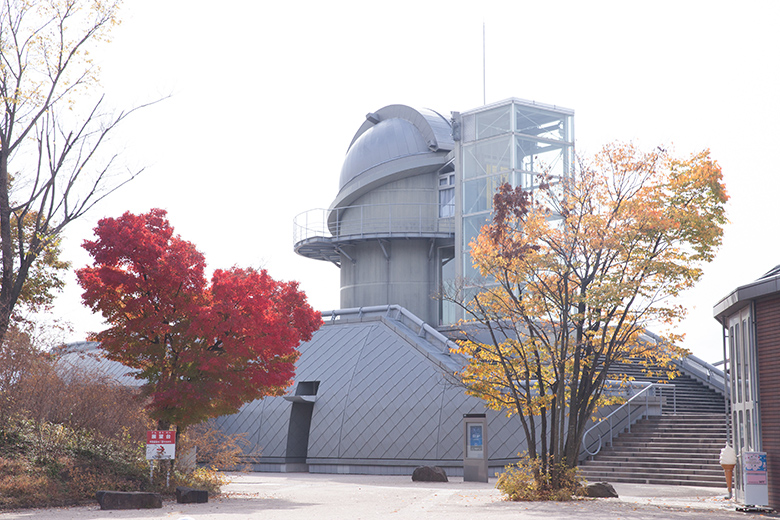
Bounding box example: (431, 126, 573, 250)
(463, 173, 510, 215)
(516, 137, 567, 178)
(463, 213, 491, 249)
(438, 246, 456, 325)
(476, 105, 512, 140)
(463, 136, 513, 179)
(459, 99, 574, 284)
(441, 99, 574, 325)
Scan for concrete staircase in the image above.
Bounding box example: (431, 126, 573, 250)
(578, 361, 729, 488)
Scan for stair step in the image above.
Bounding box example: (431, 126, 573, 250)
(608, 441, 724, 449)
(582, 360, 728, 487)
(600, 450, 722, 459)
(582, 461, 722, 472)
(612, 430, 726, 437)
(580, 474, 726, 488)
(580, 468, 725, 480)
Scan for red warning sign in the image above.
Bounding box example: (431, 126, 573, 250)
(146, 430, 176, 460)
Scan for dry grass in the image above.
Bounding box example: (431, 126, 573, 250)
(0, 329, 248, 509)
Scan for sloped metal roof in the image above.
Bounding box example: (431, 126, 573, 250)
(714, 265, 780, 320)
(214, 310, 530, 469)
(57, 341, 141, 387)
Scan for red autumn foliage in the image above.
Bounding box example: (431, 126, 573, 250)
(76, 209, 321, 430)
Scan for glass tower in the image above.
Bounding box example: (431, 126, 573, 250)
(446, 98, 574, 323)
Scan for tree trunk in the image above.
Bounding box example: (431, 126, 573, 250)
(0, 150, 14, 344)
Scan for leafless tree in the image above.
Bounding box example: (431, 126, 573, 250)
(0, 0, 160, 342)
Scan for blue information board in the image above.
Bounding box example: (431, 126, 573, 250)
(468, 424, 483, 456)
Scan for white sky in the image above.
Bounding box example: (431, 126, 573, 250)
(52, 0, 780, 363)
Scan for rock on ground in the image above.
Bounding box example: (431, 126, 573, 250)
(581, 481, 619, 498)
(95, 490, 163, 510)
(412, 466, 448, 482)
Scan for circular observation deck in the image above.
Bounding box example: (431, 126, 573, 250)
(294, 204, 454, 264)
(294, 104, 455, 265)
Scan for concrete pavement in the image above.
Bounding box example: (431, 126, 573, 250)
(0, 472, 770, 519)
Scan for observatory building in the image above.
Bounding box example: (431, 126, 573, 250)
(211, 98, 577, 475)
(293, 99, 574, 326)
(59, 98, 730, 482)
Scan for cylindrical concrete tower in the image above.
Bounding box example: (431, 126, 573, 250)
(294, 105, 455, 325)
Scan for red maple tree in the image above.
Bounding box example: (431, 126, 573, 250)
(77, 209, 321, 430)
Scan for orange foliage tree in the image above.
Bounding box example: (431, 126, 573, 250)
(448, 143, 728, 483)
(77, 209, 321, 431)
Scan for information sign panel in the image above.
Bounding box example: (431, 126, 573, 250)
(146, 430, 176, 460)
(742, 451, 768, 506)
(467, 423, 484, 458)
(463, 414, 488, 482)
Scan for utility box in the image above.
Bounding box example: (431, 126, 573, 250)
(463, 414, 488, 482)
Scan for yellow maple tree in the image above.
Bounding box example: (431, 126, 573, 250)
(449, 142, 728, 486)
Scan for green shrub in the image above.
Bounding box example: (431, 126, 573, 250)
(0, 418, 151, 509)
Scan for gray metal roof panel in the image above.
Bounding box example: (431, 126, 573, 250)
(713, 268, 780, 320)
(58, 342, 140, 387)
(340, 118, 429, 190)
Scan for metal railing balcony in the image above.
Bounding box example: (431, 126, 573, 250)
(294, 203, 455, 245)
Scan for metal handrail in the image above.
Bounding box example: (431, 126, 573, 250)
(640, 330, 725, 395)
(582, 383, 676, 457)
(672, 354, 726, 395)
(293, 204, 454, 244)
(321, 304, 461, 356)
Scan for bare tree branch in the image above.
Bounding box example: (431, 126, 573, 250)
(0, 0, 167, 342)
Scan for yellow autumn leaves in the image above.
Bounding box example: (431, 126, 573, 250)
(448, 142, 728, 470)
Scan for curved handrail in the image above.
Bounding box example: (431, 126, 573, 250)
(582, 383, 676, 457)
(293, 204, 454, 244)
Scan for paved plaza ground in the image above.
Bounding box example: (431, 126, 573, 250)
(0, 472, 774, 519)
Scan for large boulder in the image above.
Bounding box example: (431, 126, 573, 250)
(580, 482, 619, 498)
(96, 491, 163, 510)
(412, 466, 448, 482)
(176, 486, 209, 504)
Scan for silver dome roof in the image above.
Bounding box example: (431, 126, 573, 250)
(338, 105, 453, 192)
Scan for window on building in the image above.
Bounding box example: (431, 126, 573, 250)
(438, 246, 456, 325)
(439, 172, 455, 218)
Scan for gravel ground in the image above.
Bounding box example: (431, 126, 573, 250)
(0, 472, 774, 520)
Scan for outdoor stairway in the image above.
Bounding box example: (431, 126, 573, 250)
(610, 360, 726, 415)
(578, 414, 728, 487)
(578, 360, 729, 487)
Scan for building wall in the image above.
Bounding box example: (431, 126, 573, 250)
(213, 316, 531, 475)
(340, 239, 438, 323)
(337, 173, 443, 324)
(345, 173, 436, 207)
(755, 295, 780, 509)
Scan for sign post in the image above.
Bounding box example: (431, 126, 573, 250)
(146, 430, 176, 486)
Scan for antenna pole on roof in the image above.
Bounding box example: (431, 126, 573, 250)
(482, 22, 486, 105)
